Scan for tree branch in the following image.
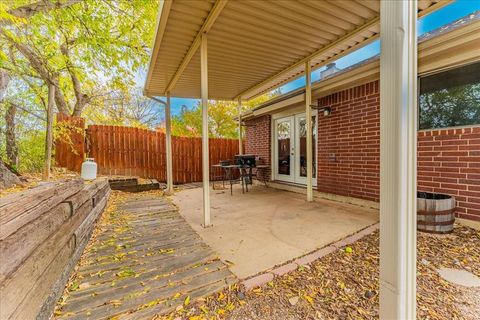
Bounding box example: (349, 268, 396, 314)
(60, 42, 89, 116)
(6, 0, 83, 20)
(0, 29, 70, 114)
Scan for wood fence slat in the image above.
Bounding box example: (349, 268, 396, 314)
(55, 118, 243, 184)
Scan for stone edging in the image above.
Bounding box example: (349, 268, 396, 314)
(240, 223, 380, 291)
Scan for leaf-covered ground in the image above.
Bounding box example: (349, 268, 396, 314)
(158, 225, 480, 320)
(55, 190, 235, 319)
(0, 168, 78, 196)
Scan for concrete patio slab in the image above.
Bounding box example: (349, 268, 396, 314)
(172, 185, 379, 278)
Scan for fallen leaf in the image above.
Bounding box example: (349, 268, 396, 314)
(304, 295, 314, 304)
(288, 296, 299, 306)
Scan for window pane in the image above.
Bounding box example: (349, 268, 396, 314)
(419, 62, 480, 130)
(277, 121, 290, 175)
(298, 116, 316, 178)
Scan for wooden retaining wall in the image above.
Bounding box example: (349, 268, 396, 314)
(0, 179, 111, 320)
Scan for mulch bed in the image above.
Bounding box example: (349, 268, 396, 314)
(157, 224, 480, 320)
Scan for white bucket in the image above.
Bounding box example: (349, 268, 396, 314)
(81, 158, 97, 180)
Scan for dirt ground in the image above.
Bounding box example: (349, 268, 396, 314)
(158, 225, 480, 320)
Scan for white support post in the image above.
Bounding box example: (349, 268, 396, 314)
(201, 32, 211, 227)
(165, 92, 174, 194)
(238, 97, 243, 155)
(305, 61, 313, 202)
(379, 1, 417, 319)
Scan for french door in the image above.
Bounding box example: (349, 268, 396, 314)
(274, 113, 317, 185)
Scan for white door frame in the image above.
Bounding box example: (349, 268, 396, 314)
(272, 110, 318, 186)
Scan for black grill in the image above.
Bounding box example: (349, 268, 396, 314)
(234, 154, 256, 167)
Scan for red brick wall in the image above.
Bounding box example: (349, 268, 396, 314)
(245, 115, 271, 180)
(418, 127, 480, 221)
(244, 80, 479, 221)
(317, 80, 480, 221)
(317, 81, 380, 202)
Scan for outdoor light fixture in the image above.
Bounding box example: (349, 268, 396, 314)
(310, 104, 332, 116)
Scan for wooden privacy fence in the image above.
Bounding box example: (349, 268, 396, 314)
(55, 113, 85, 172)
(55, 116, 243, 184)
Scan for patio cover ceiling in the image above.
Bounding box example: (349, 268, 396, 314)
(144, 0, 451, 101)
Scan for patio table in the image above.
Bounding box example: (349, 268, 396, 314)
(211, 164, 244, 195)
(211, 162, 269, 195)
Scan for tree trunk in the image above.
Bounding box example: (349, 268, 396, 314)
(2, 0, 83, 25)
(53, 79, 69, 115)
(44, 84, 55, 180)
(0, 30, 70, 115)
(5, 102, 18, 167)
(0, 70, 9, 102)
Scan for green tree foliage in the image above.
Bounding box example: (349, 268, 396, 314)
(0, 0, 158, 172)
(16, 129, 45, 172)
(171, 93, 279, 138)
(419, 83, 480, 130)
(0, 88, 46, 172)
(1, 0, 157, 116)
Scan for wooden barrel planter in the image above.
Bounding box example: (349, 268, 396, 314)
(417, 192, 456, 234)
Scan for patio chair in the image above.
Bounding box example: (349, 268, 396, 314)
(251, 157, 269, 188)
(211, 160, 245, 195)
(211, 160, 230, 190)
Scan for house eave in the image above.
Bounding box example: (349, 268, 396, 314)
(241, 12, 480, 121)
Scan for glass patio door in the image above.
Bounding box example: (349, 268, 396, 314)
(274, 116, 294, 182)
(294, 114, 317, 185)
(274, 113, 316, 185)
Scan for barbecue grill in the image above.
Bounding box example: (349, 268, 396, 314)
(234, 154, 256, 167)
(212, 155, 269, 195)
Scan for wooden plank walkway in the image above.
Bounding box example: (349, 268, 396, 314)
(54, 192, 236, 320)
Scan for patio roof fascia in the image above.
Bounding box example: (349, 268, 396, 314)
(239, 13, 480, 120)
(236, 0, 454, 101)
(144, 0, 453, 101)
(164, 0, 228, 94)
(234, 16, 380, 101)
(143, 0, 172, 98)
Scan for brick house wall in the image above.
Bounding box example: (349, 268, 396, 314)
(418, 128, 480, 221)
(244, 80, 479, 221)
(245, 115, 271, 181)
(317, 81, 380, 202)
(317, 80, 479, 221)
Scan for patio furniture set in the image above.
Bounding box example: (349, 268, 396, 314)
(211, 154, 269, 195)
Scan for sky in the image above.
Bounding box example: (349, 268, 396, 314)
(148, 0, 480, 116)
